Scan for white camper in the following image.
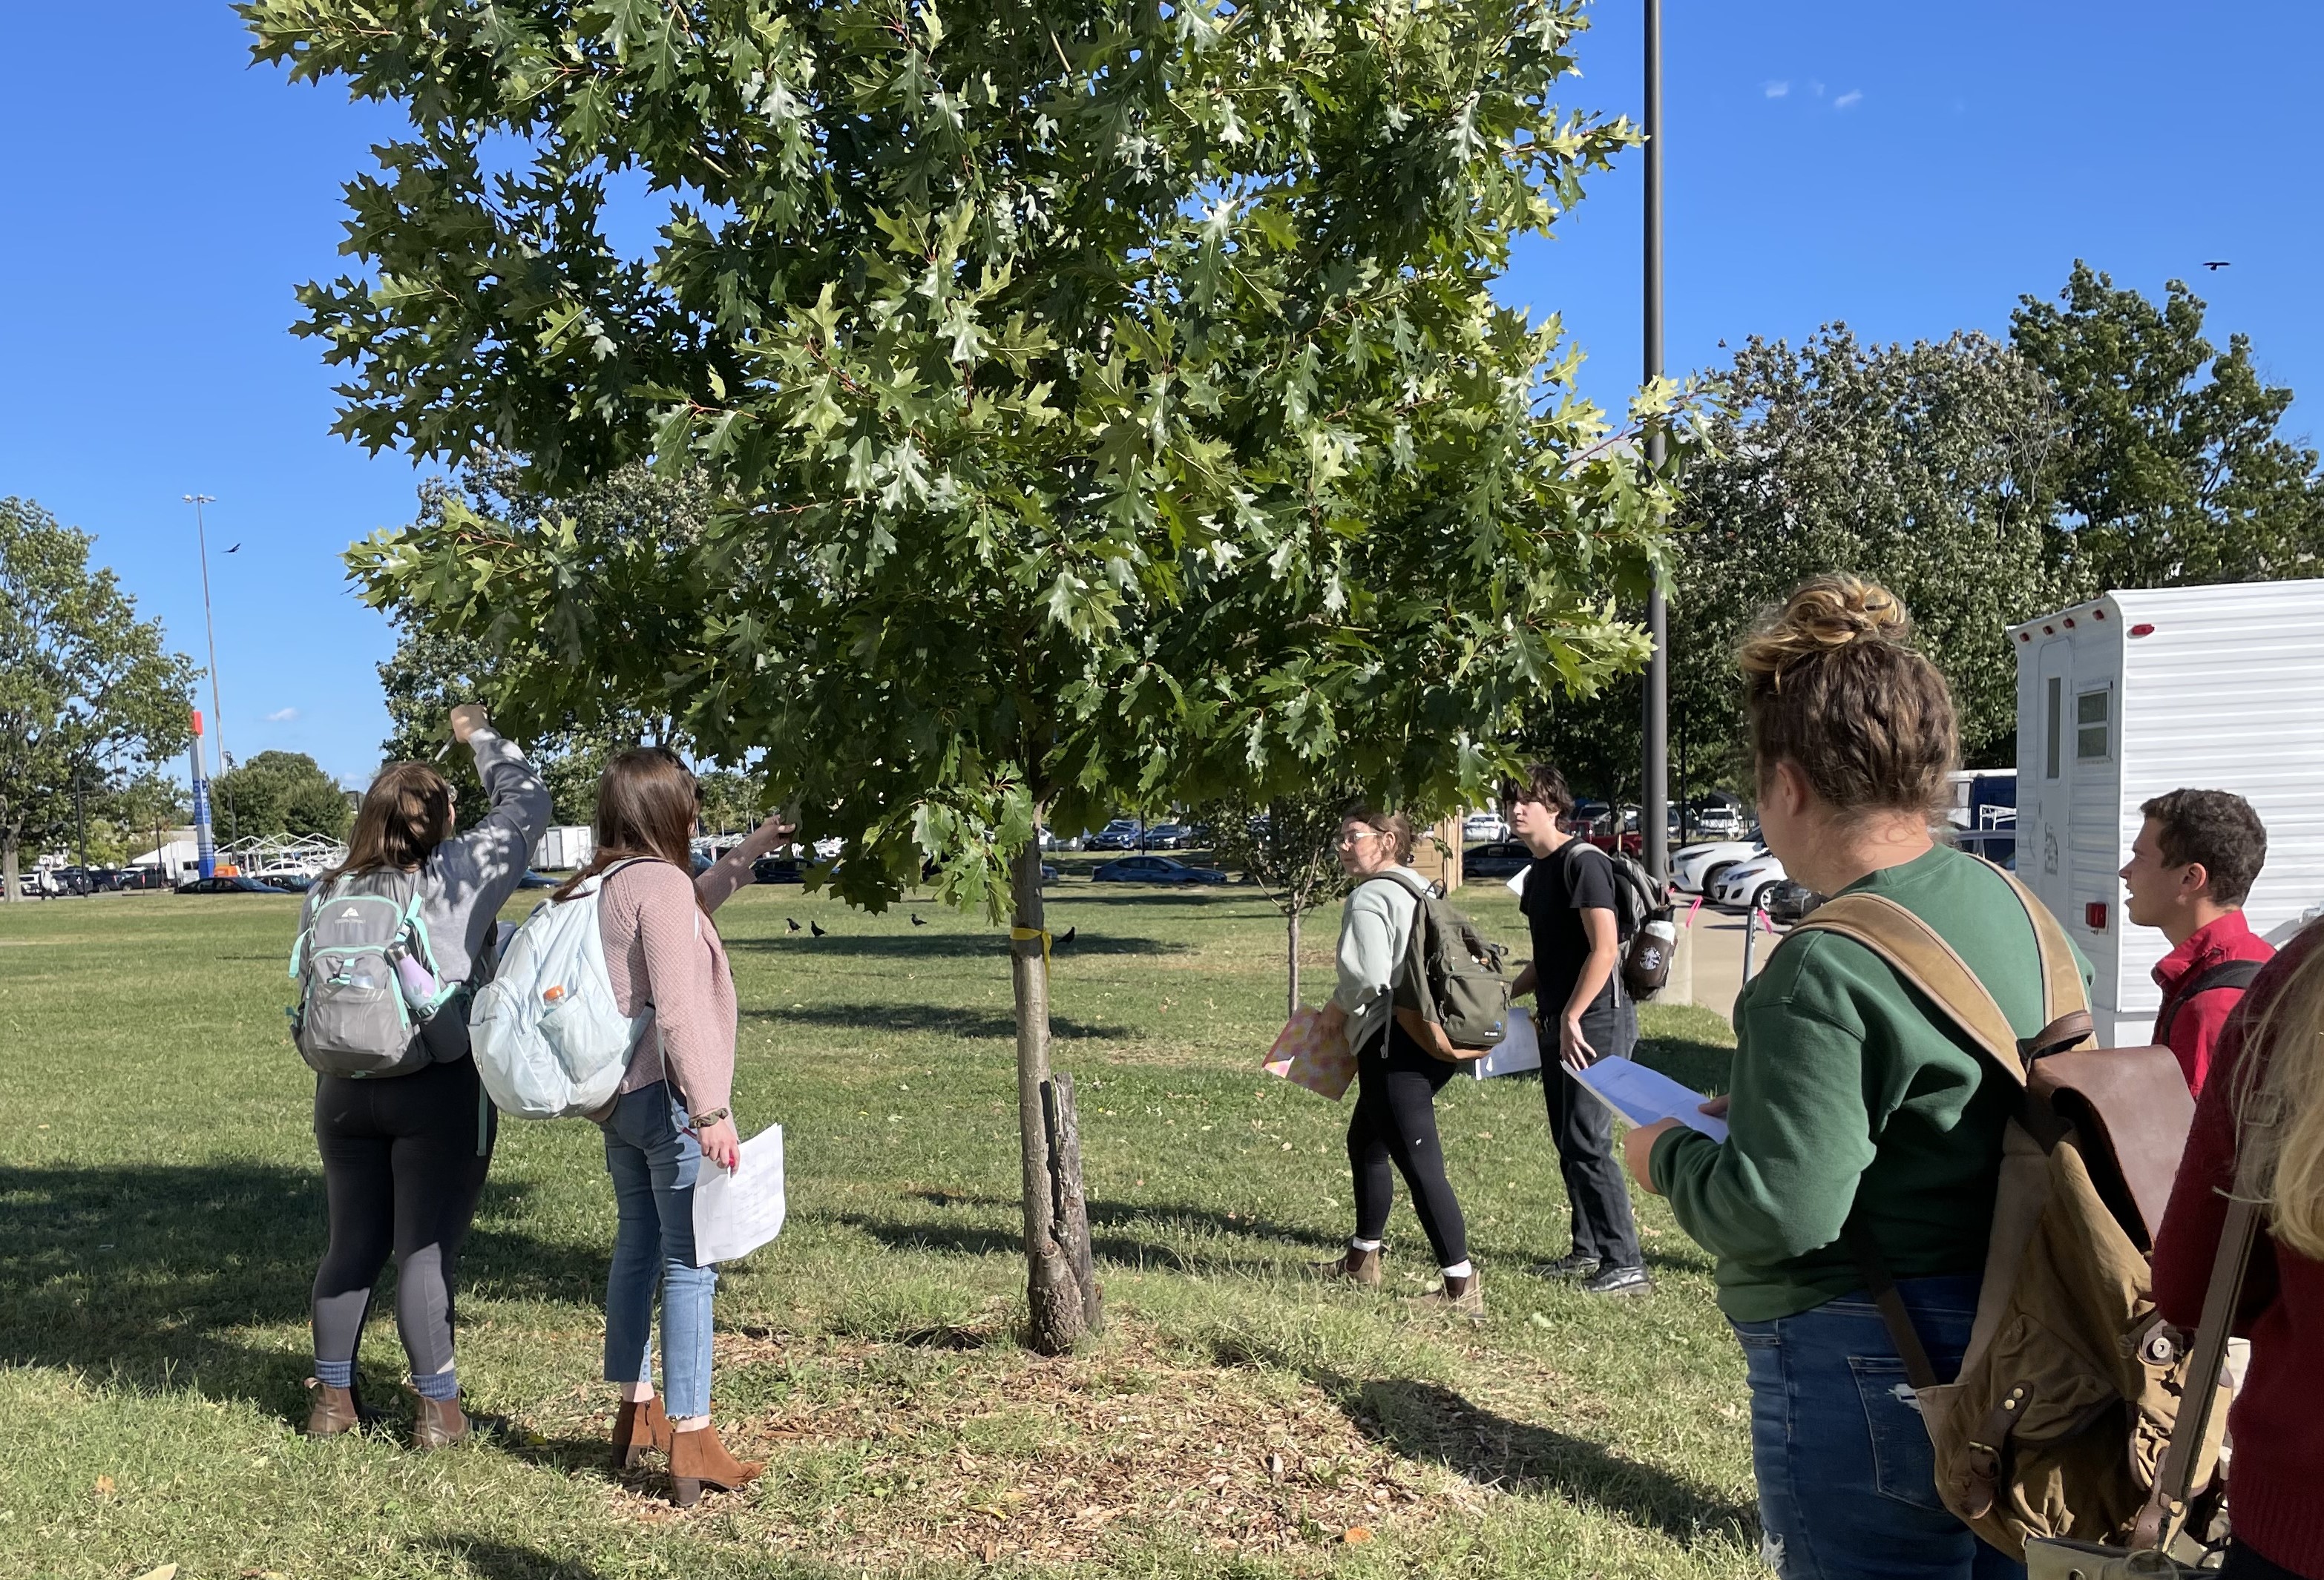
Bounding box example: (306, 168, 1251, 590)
(2011, 579, 2324, 1045)
(532, 825, 596, 872)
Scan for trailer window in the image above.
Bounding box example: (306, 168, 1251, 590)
(2076, 687, 2111, 760)
(2045, 677, 2062, 778)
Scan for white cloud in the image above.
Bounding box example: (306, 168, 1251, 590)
(1834, 89, 1864, 111)
(266, 707, 299, 722)
(1764, 80, 1790, 99)
(1811, 80, 1825, 98)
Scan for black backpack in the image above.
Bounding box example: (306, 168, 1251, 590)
(1559, 841, 1675, 999)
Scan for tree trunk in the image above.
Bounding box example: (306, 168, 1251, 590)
(1, 833, 20, 904)
(1285, 906, 1301, 1020)
(1011, 838, 1098, 1353)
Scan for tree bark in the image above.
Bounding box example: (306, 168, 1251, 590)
(1286, 906, 1301, 1020)
(1011, 837, 1093, 1353)
(1, 833, 21, 904)
(1046, 1071, 1101, 1331)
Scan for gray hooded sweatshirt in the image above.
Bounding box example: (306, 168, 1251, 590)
(411, 729, 552, 1059)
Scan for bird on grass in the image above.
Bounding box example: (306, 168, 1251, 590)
(811, 921, 828, 938)
(910, 913, 928, 926)
(1057, 926, 1077, 949)
(786, 918, 801, 933)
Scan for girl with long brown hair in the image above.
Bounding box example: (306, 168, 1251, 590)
(569, 748, 795, 1505)
(303, 705, 551, 1449)
(2153, 932, 2324, 1579)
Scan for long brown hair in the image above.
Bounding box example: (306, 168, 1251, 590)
(554, 748, 702, 909)
(1341, 802, 1416, 865)
(322, 763, 453, 883)
(2235, 938, 2324, 1260)
(1736, 574, 1957, 821)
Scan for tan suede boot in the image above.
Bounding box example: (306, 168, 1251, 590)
(1307, 1245, 1383, 1288)
(611, 1393, 673, 1469)
(668, 1421, 763, 1508)
(407, 1391, 471, 1451)
(1414, 1268, 1485, 1322)
(303, 1377, 360, 1438)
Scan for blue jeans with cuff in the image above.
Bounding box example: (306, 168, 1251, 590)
(603, 1081, 718, 1419)
(1731, 1274, 2021, 1580)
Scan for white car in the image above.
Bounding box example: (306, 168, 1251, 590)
(1711, 853, 1790, 912)
(1462, 811, 1510, 843)
(1670, 840, 1765, 896)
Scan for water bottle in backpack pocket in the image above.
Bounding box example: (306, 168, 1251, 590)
(287, 870, 456, 1078)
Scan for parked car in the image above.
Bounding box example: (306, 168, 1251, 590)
(258, 870, 318, 892)
(1764, 880, 1826, 926)
(753, 853, 803, 884)
(1086, 818, 1143, 852)
(1462, 811, 1510, 843)
(1092, 855, 1229, 885)
(1687, 800, 1746, 839)
(1670, 839, 1767, 896)
(1143, 823, 1192, 850)
(1463, 840, 1534, 879)
(1040, 828, 1086, 852)
(176, 874, 295, 895)
(1710, 853, 1788, 912)
(119, 866, 172, 891)
(516, 869, 559, 889)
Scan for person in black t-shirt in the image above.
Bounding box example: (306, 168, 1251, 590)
(1503, 762, 1649, 1296)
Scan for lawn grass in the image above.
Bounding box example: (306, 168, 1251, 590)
(0, 866, 1756, 1579)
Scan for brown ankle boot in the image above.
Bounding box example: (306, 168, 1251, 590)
(407, 1391, 470, 1451)
(1308, 1245, 1383, 1288)
(303, 1377, 360, 1438)
(611, 1393, 673, 1469)
(1414, 1268, 1485, 1321)
(668, 1421, 762, 1508)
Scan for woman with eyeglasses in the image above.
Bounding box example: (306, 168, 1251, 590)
(1310, 806, 1481, 1316)
(553, 748, 795, 1504)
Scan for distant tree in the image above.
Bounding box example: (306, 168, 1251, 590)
(213, 751, 354, 842)
(105, 770, 192, 866)
(695, 770, 762, 840)
(251, 0, 1687, 1352)
(2012, 261, 2324, 593)
(0, 498, 195, 901)
(1197, 791, 1351, 1019)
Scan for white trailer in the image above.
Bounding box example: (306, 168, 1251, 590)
(2011, 579, 2324, 1045)
(531, 825, 596, 872)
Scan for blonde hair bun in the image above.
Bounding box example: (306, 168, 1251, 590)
(1739, 574, 1913, 681)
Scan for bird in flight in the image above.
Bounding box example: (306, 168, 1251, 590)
(810, 921, 827, 938)
(910, 913, 927, 926)
(224, 543, 242, 553)
(786, 918, 801, 933)
(2203, 260, 2231, 271)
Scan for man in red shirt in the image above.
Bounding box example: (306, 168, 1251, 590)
(2120, 787, 2274, 1095)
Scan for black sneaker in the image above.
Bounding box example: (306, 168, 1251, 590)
(1580, 1264, 1652, 1297)
(1527, 1254, 1601, 1282)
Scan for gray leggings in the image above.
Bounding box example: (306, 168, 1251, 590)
(311, 1056, 496, 1377)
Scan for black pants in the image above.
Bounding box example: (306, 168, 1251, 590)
(2221, 1542, 2317, 1580)
(1348, 1019, 1470, 1268)
(1543, 995, 1643, 1269)
(312, 1055, 496, 1378)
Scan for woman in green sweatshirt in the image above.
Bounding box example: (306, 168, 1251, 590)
(1623, 576, 2073, 1580)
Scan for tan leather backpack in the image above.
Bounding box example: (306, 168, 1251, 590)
(1792, 867, 2228, 1561)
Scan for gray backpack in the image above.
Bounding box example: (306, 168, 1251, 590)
(287, 870, 456, 1079)
(1379, 870, 1512, 1059)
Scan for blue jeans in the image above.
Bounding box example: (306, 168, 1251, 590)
(1731, 1275, 2021, 1580)
(603, 1082, 718, 1419)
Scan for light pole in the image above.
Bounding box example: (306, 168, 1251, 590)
(1640, 0, 1670, 888)
(183, 493, 227, 780)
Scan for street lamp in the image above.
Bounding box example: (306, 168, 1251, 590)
(183, 493, 227, 780)
(1640, 0, 1670, 887)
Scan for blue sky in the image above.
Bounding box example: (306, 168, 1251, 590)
(4, 1, 2320, 789)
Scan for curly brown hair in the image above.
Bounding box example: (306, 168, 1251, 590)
(2141, 789, 2268, 907)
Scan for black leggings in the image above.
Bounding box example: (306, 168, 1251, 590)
(1347, 1021, 1470, 1268)
(312, 1056, 496, 1378)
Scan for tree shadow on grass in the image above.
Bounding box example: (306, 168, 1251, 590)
(1631, 1027, 1735, 1099)
(741, 1004, 1132, 1041)
(1344, 1377, 1757, 1547)
(415, 1535, 606, 1580)
(0, 1162, 604, 1418)
(836, 1191, 1343, 1272)
(726, 931, 1190, 959)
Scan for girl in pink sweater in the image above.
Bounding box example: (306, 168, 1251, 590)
(553, 748, 792, 1506)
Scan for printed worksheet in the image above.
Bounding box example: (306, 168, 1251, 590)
(692, 1123, 787, 1265)
(1569, 1057, 1728, 1142)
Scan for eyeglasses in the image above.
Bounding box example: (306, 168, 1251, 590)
(1336, 829, 1385, 849)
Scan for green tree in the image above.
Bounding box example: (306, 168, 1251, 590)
(105, 770, 192, 867)
(2012, 261, 2324, 593)
(0, 498, 196, 901)
(1196, 792, 1351, 1020)
(249, 0, 1687, 1349)
(212, 751, 355, 842)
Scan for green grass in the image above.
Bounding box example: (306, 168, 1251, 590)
(0, 868, 1754, 1579)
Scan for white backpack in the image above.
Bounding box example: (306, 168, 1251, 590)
(470, 860, 662, 1120)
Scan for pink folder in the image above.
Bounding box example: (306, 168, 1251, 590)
(1263, 1007, 1357, 1101)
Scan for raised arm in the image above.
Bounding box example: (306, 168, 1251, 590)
(693, 812, 798, 915)
(443, 705, 553, 903)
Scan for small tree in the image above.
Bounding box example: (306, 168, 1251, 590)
(1198, 793, 1350, 1020)
(0, 499, 194, 901)
(250, 0, 1685, 1351)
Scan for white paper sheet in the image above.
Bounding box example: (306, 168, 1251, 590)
(1506, 865, 1529, 898)
(1568, 1057, 1728, 1142)
(691, 1123, 787, 1265)
(1471, 1004, 1543, 1079)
